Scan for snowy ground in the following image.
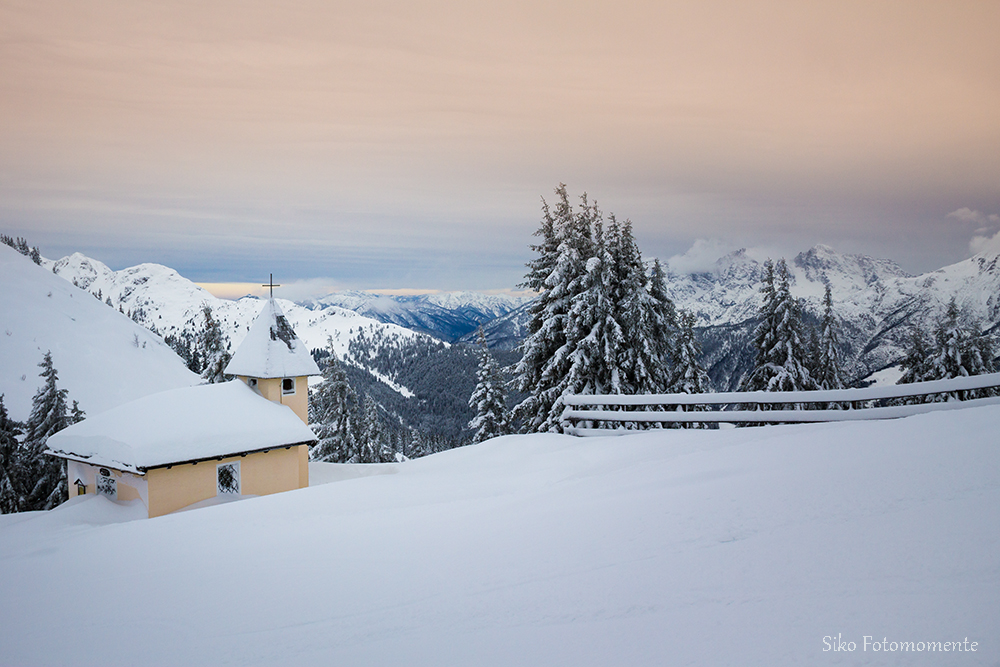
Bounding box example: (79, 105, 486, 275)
(1, 407, 998, 666)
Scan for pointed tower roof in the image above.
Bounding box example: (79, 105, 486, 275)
(224, 299, 320, 379)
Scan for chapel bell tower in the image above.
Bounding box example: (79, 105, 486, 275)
(224, 282, 320, 425)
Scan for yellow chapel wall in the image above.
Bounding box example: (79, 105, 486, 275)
(238, 375, 310, 425)
(145, 446, 303, 518)
(297, 444, 309, 488)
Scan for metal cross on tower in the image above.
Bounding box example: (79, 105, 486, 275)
(262, 273, 281, 298)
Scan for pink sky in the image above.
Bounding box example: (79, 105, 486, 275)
(2, 0, 999, 290)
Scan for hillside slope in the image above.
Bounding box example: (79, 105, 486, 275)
(1, 405, 997, 666)
(0, 246, 198, 421)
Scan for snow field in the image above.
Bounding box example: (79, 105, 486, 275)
(1, 405, 998, 666)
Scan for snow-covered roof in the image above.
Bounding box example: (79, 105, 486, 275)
(224, 298, 320, 379)
(46, 381, 317, 473)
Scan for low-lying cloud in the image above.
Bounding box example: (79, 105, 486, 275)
(949, 208, 1000, 257)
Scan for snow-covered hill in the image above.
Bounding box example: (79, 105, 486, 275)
(305, 290, 531, 341)
(2, 405, 997, 666)
(0, 246, 198, 421)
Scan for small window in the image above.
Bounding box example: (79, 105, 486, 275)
(96, 474, 117, 500)
(217, 462, 240, 495)
(249, 378, 258, 388)
(282, 377, 295, 395)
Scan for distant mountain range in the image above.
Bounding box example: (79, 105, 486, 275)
(669, 244, 1000, 389)
(303, 291, 531, 342)
(40, 243, 1000, 396)
(463, 244, 1000, 389)
(44, 252, 426, 364)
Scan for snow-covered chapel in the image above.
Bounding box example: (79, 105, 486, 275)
(46, 298, 320, 518)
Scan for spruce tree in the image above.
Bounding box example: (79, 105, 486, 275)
(407, 428, 427, 459)
(670, 310, 710, 394)
(740, 259, 816, 400)
(644, 258, 678, 392)
(70, 400, 86, 424)
(309, 338, 358, 463)
(514, 186, 680, 432)
(514, 185, 595, 432)
(928, 299, 994, 399)
(198, 304, 231, 383)
(564, 213, 624, 397)
(309, 340, 359, 462)
(612, 218, 675, 395)
(357, 394, 383, 463)
(0, 395, 23, 514)
(897, 325, 934, 396)
(378, 432, 396, 463)
(468, 328, 510, 443)
(21, 352, 71, 510)
(813, 283, 845, 391)
(668, 311, 710, 428)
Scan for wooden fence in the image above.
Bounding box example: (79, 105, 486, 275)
(561, 372, 1000, 436)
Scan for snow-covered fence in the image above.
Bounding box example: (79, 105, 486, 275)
(561, 372, 1000, 436)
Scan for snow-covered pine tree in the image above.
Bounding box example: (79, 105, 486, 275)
(70, 400, 86, 424)
(670, 310, 710, 394)
(740, 259, 816, 402)
(378, 432, 396, 464)
(0, 395, 23, 514)
(2, 235, 42, 264)
(21, 352, 72, 510)
(514, 185, 595, 432)
(357, 394, 383, 463)
(667, 310, 710, 428)
(611, 217, 671, 395)
(812, 283, 845, 392)
(407, 428, 427, 459)
(564, 212, 623, 397)
(309, 339, 359, 462)
(927, 299, 995, 400)
(645, 258, 678, 393)
(468, 328, 510, 443)
(740, 259, 776, 396)
(198, 304, 231, 383)
(897, 324, 934, 403)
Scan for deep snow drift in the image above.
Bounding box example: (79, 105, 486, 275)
(1, 407, 998, 666)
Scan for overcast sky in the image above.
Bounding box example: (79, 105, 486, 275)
(3, 1, 999, 295)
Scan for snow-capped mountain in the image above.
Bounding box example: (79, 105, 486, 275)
(456, 300, 533, 350)
(304, 291, 531, 341)
(665, 245, 913, 328)
(45, 253, 426, 365)
(664, 244, 1000, 389)
(1, 246, 198, 421)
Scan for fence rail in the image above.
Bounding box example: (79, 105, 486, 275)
(560, 372, 1000, 436)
